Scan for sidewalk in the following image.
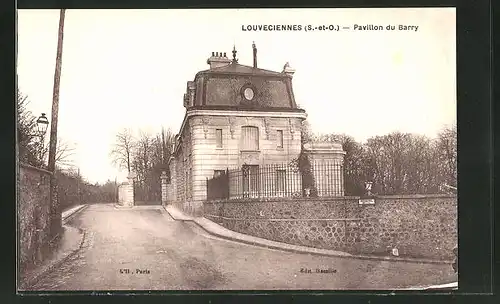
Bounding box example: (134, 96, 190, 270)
(163, 205, 453, 265)
(19, 205, 88, 290)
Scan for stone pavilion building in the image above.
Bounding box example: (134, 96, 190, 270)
(166, 43, 345, 214)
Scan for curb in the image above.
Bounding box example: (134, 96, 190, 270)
(163, 205, 452, 265)
(19, 227, 86, 290)
(113, 204, 135, 209)
(62, 204, 89, 224)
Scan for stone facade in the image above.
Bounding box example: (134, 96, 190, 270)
(192, 114, 303, 196)
(203, 194, 457, 260)
(18, 163, 53, 277)
(168, 111, 306, 214)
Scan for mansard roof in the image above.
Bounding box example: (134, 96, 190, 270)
(182, 47, 299, 111)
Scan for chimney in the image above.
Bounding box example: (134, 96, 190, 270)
(252, 42, 257, 68)
(206, 51, 231, 69)
(282, 62, 295, 78)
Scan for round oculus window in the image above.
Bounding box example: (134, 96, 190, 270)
(243, 87, 255, 100)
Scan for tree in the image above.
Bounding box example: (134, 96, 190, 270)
(37, 138, 76, 169)
(132, 130, 153, 201)
(435, 124, 457, 188)
(110, 127, 174, 203)
(17, 90, 41, 166)
(404, 134, 438, 194)
(132, 128, 174, 202)
(110, 128, 135, 173)
(150, 127, 174, 181)
(364, 132, 413, 195)
(54, 140, 76, 168)
(160, 127, 174, 166)
(295, 121, 456, 196)
(17, 90, 79, 177)
(363, 131, 447, 195)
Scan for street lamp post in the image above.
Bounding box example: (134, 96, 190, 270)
(35, 113, 49, 165)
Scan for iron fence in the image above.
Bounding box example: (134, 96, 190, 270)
(206, 162, 344, 200)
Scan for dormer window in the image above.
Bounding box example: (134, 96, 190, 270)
(243, 87, 254, 101)
(240, 83, 257, 103)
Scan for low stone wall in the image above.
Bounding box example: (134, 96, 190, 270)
(18, 163, 53, 276)
(203, 195, 457, 260)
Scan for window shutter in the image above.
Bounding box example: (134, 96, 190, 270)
(241, 126, 259, 151)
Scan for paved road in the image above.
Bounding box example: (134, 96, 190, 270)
(31, 204, 457, 291)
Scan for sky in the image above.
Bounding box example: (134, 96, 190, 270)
(17, 8, 456, 184)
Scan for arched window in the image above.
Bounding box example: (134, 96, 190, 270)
(241, 126, 259, 151)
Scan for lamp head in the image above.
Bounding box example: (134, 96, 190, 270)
(36, 113, 49, 137)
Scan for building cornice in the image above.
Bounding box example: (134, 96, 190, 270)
(189, 105, 305, 113)
(304, 149, 347, 155)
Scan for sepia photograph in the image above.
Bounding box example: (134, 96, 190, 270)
(16, 8, 457, 291)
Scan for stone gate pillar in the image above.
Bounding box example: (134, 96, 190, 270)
(127, 172, 136, 206)
(303, 142, 346, 196)
(118, 172, 136, 207)
(160, 171, 168, 206)
(118, 182, 133, 207)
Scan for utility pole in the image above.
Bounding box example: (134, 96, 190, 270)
(48, 9, 66, 238)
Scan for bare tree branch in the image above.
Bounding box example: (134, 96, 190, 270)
(110, 128, 135, 173)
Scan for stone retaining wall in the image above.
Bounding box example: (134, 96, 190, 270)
(203, 195, 457, 260)
(18, 163, 53, 276)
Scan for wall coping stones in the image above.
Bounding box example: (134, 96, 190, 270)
(205, 194, 456, 204)
(303, 141, 345, 154)
(206, 196, 361, 203)
(375, 194, 457, 199)
(19, 162, 52, 176)
(205, 214, 377, 221)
